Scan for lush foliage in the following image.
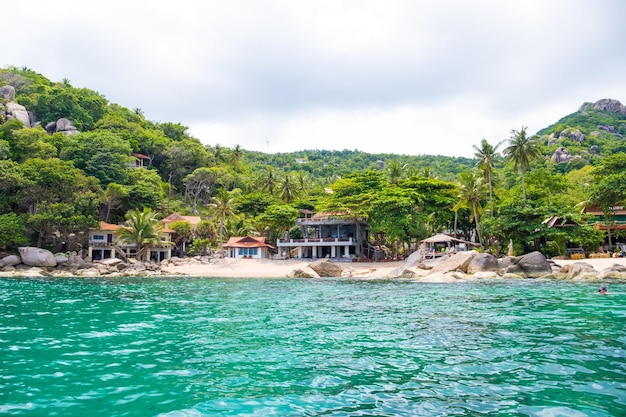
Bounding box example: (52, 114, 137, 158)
(1, 66, 623, 258)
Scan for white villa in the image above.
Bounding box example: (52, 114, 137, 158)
(276, 211, 372, 260)
(88, 221, 173, 262)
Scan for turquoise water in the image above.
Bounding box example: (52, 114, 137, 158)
(1, 277, 625, 417)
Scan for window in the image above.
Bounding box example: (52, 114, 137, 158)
(93, 235, 104, 241)
(237, 248, 258, 256)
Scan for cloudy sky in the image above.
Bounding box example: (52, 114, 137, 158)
(3, 0, 625, 157)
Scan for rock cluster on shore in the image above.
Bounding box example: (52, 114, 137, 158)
(2, 247, 626, 280)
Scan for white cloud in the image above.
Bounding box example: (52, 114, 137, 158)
(3, 0, 626, 157)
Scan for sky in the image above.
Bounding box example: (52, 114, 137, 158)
(3, 0, 626, 158)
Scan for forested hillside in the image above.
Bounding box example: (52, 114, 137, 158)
(1, 66, 625, 259)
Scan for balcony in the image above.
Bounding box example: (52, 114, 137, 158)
(277, 237, 354, 246)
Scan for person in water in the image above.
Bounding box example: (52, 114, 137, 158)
(598, 286, 608, 294)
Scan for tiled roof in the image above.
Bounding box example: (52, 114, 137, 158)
(223, 236, 271, 248)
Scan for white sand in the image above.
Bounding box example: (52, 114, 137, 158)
(161, 258, 407, 278)
(160, 256, 626, 279)
(551, 257, 626, 270)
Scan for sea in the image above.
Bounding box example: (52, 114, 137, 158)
(1, 276, 625, 416)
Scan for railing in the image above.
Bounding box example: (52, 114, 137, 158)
(277, 237, 353, 244)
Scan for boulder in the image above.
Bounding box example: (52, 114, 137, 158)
(559, 129, 585, 144)
(429, 250, 477, 274)
(18, 247, 57, 267)
(55, 255, 69, 265)
(500, 264, 526, 276)
(309, 259, 343, 277)
(557, 262, 596, 280)
(592, 98, 626, 115)
(516, 251, 552, 278)
(0, 255, 22, 268)
(597, 264, 626, 279)
(466, 253, 498, 274)
(95, 257, 124, 266)
(68, 254, 88, 266)
(551, 146, 573, 164)
(0, 85, 16, 101)
(288, 267, 319, 278)
(385, 266, 417, 278)
(6, 102, 31, 127)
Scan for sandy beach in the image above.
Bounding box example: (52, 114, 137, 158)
(159, 256, 626, 278)
(161, 258, 408, 278)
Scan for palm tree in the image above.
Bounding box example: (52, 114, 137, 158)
(258, 167, 278, 195)
(116, 208, 163, 261)
(454, 171, 487, 245)
(503, 126, 540, 202)
(386, 161, 407, 185)
(279, 172, 299, 203)
(473, 138, 502, 215)
(208, 188, 237, 254)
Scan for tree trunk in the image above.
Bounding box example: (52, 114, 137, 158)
(473, 203, 482, 245)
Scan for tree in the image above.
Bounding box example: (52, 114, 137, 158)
(116, 208, 163, 261)
(454, 170, 487, 245)
(278, 172, 299, 203)
(100, 183, 128, 223)
(588, 153, 626, 246)
(0, 212, 29, 251)
(256, 204, 299, 244)
(503, 126, 540, 202)
(169, 220, 194, 257)
(208, 188, 237, 254)
(386, 160, 407, 185)
(258, 167, 279, 195)
(60, 131, 133, 186)
(473, 138, 501, 215)
(183, 167, 221, 214)
(125, 169, 165, 211)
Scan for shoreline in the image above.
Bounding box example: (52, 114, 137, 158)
(3, 256, 626, 280)
(159, 257, 626, 279)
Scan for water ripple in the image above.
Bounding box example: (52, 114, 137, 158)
(1, 277, 625, 416)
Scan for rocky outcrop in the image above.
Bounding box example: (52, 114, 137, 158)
(0, 255, 21, 268)
(45, 118, 79, 135)
(597, 264, 626, 279)
(558, 262, 596, 280)
(5, 102, 35, 127)
(428, 250, 477, 274)
(552, 146, 573, 164)
(287, 267, 319, 278)
(559, 128, 585, 144)
(467, 253, 498, 274)
(592, 98, 626, 115)
(309, 259, 343, 277)
(597, 124, 623, 139)
(18, 247, 57, 267)
(516, 251, 553, 278)
(385, 266, 417, 278)
(0, 85, 16, 101)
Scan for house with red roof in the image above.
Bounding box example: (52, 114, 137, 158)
(223, 236, 273, 259)
(88, 221, 173, 262)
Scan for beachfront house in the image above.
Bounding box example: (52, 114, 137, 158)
(582, 204, 626, 251)
(88, 221, 173, 262)
(223, 236, 272, 259)
(276, 211, 372, 260)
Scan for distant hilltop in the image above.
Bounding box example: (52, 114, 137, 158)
(581, 98, 626, 115)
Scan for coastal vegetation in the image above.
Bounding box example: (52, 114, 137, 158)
(1, 66, 626, 259)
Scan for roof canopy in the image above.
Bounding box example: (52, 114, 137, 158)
(419, 233, 480, 246)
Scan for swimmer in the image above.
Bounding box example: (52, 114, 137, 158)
(598, 286, 607, 294)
